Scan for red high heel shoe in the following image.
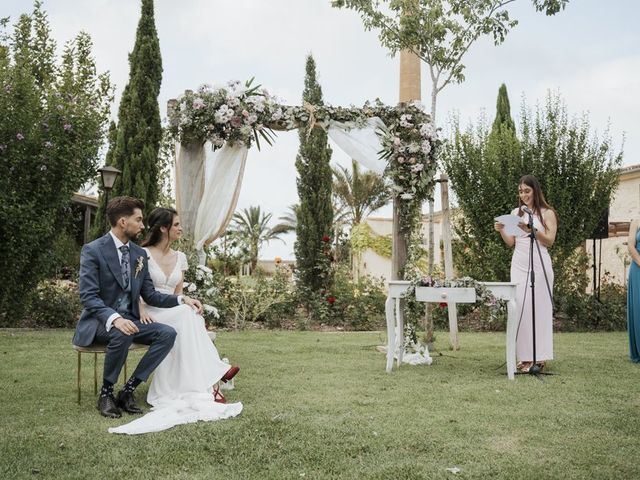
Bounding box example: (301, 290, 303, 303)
(221, 366, 240, 383)
(212, 384, 226, 404)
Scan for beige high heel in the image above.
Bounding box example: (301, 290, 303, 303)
(517, 361, 533, 373)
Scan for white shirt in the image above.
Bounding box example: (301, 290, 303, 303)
(106, 232, 130, 331)
(106, 231, 184, 331)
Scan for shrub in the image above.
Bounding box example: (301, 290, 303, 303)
(325, 265, 387, 331)
(0, 5, 112, 322)
(21, 279, 82, 328)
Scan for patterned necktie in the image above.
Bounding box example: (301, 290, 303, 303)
(119, 245, 130, 289)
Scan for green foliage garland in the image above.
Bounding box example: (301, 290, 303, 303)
(168, 80, 439, 234)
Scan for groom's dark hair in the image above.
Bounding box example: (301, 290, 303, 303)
(106, 196, 145, 227)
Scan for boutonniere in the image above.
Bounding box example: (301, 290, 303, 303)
(134, 257, 145, 278)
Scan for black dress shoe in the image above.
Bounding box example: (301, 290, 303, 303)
(97, 394, 122, 418)
(116, 390, 144, 415)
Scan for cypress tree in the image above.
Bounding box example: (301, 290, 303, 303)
(491, 83, 516, 134)
(97, 0, 162, 224)
(294, 55, 334, 297)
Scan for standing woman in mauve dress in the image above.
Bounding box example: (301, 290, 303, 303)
(494, 175, 558, 373)
(626, 219, 640, 362)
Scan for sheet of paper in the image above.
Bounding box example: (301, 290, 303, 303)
(495, 214, 525, 236)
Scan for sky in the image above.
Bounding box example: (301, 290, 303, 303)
(5, 0, 639, 259)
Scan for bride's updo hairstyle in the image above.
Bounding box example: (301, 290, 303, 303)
(142, 207, 178, 247)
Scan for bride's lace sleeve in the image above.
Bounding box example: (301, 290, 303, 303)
(179, 251, 189, 272)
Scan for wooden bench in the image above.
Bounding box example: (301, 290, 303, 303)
(73, 343, 149, 404)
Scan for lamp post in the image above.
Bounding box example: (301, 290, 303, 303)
(98, 165, 121, 230)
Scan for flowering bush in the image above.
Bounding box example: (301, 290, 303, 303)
(168, 79, 438, 232)
(0, 5, 112, 323)
(183, 264, 224, 327)
(324, 265, 387, 330)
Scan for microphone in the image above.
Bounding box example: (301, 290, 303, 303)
(520, 205, 534, 215)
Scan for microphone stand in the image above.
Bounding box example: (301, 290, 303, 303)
(521, 209, 554, 378)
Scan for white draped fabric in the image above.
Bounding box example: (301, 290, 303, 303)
(327, 117, 387, 175)
(175, 141, 206, 240)
(194, 143, 248, 250)
(179, 120, 386, 253)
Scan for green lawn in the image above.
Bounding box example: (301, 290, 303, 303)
(0, 329, 638, 479)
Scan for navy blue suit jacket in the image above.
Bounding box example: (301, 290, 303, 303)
(73, 233, 179, 347)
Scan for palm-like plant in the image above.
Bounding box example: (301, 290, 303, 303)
(271, 204, 300, 236)
(229, 206, 285, 274)
(332, 160, 390, 227)
(273, 202, 349, 235)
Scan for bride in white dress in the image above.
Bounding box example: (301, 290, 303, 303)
(109, 208, 242, 434)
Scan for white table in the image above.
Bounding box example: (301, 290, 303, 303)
(385, 281, 518, 379)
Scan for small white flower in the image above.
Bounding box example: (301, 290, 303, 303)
(197, 265, 213, 274)
(214, 105, 233, 124)
(400, 193, 413, 200)
(203, 304, 220, 318)
(420, 122, 436, 139)
(187, 282, 197, 293)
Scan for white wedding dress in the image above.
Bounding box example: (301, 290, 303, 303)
(108, 249, 242, 435)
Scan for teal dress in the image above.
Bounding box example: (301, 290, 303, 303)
(627, 228, 640, 362)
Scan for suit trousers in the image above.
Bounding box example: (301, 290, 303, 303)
(94, 320, 177, 385)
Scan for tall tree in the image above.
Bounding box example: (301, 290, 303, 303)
(294, 55, 334, 293)
(332, 0, 569, 123)
(332, 160, 390, 228)
(0, 2, 112, 321)
(442, 90, 621, 286)
(96, 0, 163, 228)
(333, 0, 568, 280)
(443, 84, 520, 281)
(272, 205, 300, 236)
(492, 83, 516, 133)
(229, 206, 285, 274)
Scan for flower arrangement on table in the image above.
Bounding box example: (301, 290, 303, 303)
(413, 275, 501, 308)
(401, 275, 507, 354)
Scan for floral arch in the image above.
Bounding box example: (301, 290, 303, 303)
(167, 79, 439, 251)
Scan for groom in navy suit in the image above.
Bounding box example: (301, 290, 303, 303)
(74, 196, 203, 418)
